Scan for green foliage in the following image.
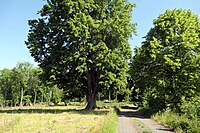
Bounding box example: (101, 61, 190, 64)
(0, 93, 4, 106)
(23, 95, 32, 106)
(0, 68, 13, 106)
(51, 85, 64, 104)
(12, 62, 34, 106)
(131, 9, 200, 112)
(180, 96, 200, 120)
(26, 0, 136, 109)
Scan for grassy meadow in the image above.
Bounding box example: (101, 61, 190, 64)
(0, 105, 114, 133)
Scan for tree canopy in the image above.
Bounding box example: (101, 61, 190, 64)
(131, 9, 200, 112)
(26, 0, 136, 110)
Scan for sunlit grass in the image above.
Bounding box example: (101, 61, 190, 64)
(0, 106, 109, 133)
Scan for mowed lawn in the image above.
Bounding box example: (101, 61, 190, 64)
(0, 105, 110, 133)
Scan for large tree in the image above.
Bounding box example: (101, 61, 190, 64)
(131, 9, 200, 112)
(26, 0, 136, 110)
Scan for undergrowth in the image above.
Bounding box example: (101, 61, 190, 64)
(153, 97, 200, 133)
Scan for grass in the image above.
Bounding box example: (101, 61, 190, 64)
(0, 105, 110, 133)
(100, 107, 119, 133)
(0, 101, 132, 133)
(97, 100, 135, 108)
(153, 110, 200, 133)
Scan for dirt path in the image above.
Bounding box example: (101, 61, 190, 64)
(118, 107, 175, 133)
(118, 115, 142, 133)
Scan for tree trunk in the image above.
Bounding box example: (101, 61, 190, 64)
(115, 91, 118, 101)
(34, 89, 37, 105)
(20, 87, 24, 107)
(85, 64, 99, 110)
(85, 93, 97, 110)
(98, 92, 101, 102)
(41, 95, 43, 104)
(109, 90, 111, 101)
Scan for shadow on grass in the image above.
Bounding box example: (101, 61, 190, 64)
(120, 105, 138, 110)
(0, 107, 109, 115)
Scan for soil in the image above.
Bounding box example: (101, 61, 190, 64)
(118, 107, 175, 133)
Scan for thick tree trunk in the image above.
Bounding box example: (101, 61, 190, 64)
(85, 64, 99, 110)
(85, 93, 97, 110)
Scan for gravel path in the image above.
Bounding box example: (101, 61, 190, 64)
(118, 107, 175, 133)
(118, 116, 142, 133)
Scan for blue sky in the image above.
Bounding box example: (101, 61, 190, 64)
(130, 0, 200, 49)
(0, 0, 45, 69)
(0, 0, 199, 70)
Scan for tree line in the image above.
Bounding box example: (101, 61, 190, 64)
(0, 62, 63, 106)
(0, 61, 129, 107)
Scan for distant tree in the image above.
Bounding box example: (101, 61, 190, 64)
(12, 62, 34, 106)
(26, 0, 136, 110)
(0, 68, 13, 106)
(26, 67, 41, 105)
(51, 85, 64, 104)
(131, 9, 200, 112)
